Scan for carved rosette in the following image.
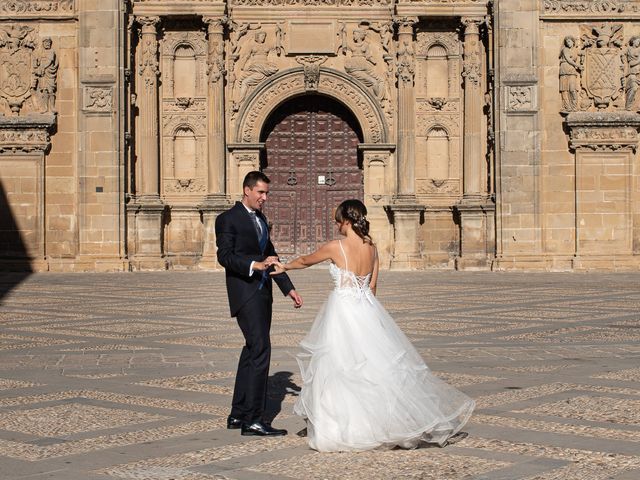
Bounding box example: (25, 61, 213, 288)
(566, 111, 640, 151)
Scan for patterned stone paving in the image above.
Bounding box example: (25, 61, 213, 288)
(0, 270, 639, 479)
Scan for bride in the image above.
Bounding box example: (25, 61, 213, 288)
(270, 199, 474, 452)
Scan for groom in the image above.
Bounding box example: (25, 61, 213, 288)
(215, 171, 303, 436)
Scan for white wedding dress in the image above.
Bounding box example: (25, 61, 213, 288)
(293, 242, 475, 452)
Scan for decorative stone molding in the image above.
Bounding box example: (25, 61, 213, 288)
(415, 31, 459, 57)
(0, 114, 55, 153)
(235, 67, 388, 144)
(417, 114, 460, 136)
(565, 111, 640, 151)
(0, 0, 74, 17)
(543, 0, 631, 14)
(230, 0, 392, 5)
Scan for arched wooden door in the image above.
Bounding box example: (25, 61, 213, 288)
(261, 95, 363, 257)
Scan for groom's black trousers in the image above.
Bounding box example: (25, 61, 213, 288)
(230, 287, 272, 423)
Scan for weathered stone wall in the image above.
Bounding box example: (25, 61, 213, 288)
(1, 0, 638, 272)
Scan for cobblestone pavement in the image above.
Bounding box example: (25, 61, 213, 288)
(0, 270, 639, 480)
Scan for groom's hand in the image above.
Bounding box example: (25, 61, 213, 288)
(269, 261, 286, 275)
(288, 289, 303, 308)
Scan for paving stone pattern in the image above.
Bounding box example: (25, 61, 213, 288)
(0, 270, 639, 479)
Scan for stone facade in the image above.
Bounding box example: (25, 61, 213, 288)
(0, 0, 639, 271)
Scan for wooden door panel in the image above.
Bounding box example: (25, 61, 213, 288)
(263, 96, 363, 256)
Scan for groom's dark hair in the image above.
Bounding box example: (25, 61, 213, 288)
(243, 171, 270, 190)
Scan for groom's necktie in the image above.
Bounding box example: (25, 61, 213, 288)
(250, 211, 269, 289)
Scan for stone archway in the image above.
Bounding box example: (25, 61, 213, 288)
(229, 67, 392, 195)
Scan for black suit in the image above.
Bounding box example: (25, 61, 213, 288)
(215, 201, 294, 423)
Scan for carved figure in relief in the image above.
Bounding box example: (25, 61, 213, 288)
(559, 36, 582, 111)
(235, 30, 279, 107)
(625, 36, 640, 110)
(31, 37, 58, 113)
(344, 28, 382, 99)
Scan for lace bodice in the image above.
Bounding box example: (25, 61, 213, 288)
(329, 241, 374, 303)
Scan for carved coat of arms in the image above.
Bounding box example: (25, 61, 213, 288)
(0, 24, 37, 113)
(0, 24, 58, 116)
(579, 24, 625, 109)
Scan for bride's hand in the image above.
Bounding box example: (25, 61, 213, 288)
(269, 262, 286, 275)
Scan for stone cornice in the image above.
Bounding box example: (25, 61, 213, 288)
(132, 0, 225, 16)
(396, 0, 488, 17)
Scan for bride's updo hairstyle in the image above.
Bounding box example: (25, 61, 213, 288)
(335, 199, 372, 244)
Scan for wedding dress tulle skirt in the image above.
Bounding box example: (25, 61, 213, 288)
(293, 287, 475, 452)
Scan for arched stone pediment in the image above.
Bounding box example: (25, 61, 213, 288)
(234, 67, 389, 144)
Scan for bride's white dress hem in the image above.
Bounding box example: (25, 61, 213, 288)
(293, 258, 475, 453)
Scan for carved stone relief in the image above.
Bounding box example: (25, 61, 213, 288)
(296, 55, 327, 91)
(0, 0, 74, 16)
(543, 0, 630, 14)
(230, 25, 281, 112)
(506, 85, 535, 112)
(558, 24, 640, 112)
(83, 85, 113, 113)
(0, 25, 58, 116)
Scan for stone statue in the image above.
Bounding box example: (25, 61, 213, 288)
(235, 30, 279, 105)
(559, 36, 581, 112)
(344, 28, 382, 99)
(32, 37, 58, 114)
(625, 36, 640, 111)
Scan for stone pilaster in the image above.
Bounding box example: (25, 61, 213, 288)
(136, 16, 162, 203)
(203, 16, 227, 201)
(198, 16, 229, 269)
(129, 16, 165, 269)
(461, 16, 485, 200)
(455, 16, 494, 270)
(387, 17, 423, 270)
(395, 16, 418, 201)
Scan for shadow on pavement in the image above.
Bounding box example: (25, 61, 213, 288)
(0, 181, 33, 302)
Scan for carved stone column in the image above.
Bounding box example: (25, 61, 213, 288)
(136, 16, 162, 203)
(128, 16, 165, 270)
(455, 16, 494, 270)
(204, 16, 227, 201)
(198, 17, 230, 269)
(566, 112, 640, 270)
(395, 16, 418, 201)
(386, 17, 424, 269)
(461, 16, 485, 200)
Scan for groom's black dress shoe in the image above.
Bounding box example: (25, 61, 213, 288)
(226, 416, 244, 430)
(241, 421, 287, 436)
